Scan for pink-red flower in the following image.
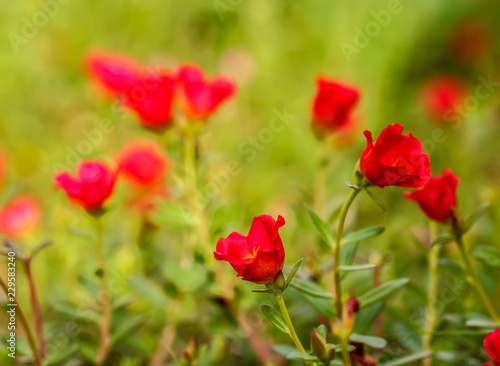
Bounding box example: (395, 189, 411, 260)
(176, 64, 236, 120)
(484, 328, 500, 364)
(118, 142, 169, 186)
(311, 77, 360, 137)
(55, 161, 117, 212)
(360, 123, 431, 188)
(0, 196, 41, 238)
(85, 51, 143, 97)
(122, 71, 176, 130)
(420, 77, 467, 121)
(404, 169, 459, 224)
(214, 215, 285, 284)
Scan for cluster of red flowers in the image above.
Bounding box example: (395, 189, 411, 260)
(86, 51, 237, 130)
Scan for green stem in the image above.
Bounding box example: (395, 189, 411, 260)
(455, 235, 499, 322)
(422, 222, 440, 366)
(275, 294, 307, 356)
(334, 189, 360, 318)
(94, 217, 111, 365)
(313, 142, 329, 217)
(25, 259, 46, 359)
(0, 277, 41, 366)
(340, 340, 352, 366)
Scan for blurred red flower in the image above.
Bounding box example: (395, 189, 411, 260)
(360, 123, 431, 188)
(420, 77, 467, 122)
(311, 77, 360, 137)
(176, 64, 236, 120)
(122, 71, 176, 130)
(404, 169, 459, 224)
(85, 51, 143, 97)
(484, 328, 500, 364)
(118, 142, 169, 186)
(214, 215, 285, 285)
(55, 160, 116, 212)
(0, 196, 41, 238)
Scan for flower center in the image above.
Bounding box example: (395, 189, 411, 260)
(243, 246, 260, 260)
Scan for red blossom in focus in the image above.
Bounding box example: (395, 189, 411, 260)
(360, 123, 431, 188)
(176, 64, 236, 120)
(85, 51, 143, 97)
(404, 169, 459, 224)
(311, 77, 360, 137)
(484, 328, 500, 364)
(55, 160, 117, 212)
(0, 195, 41, 238)
(420, 77, 467, 122)
(214, 215, 285, 285)
(122, 71, 176, 130)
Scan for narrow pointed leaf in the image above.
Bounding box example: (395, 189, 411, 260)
(340, 242, 358, 266)
(286, 352, 317, 361)
(290, 279, 333, 299)
(342, 225, 385, 245)
(304, 203, 335, 250)
(471, 246, 500, 269)
(365, 189, 386, 212)
(261, 304, 289, 334)
(338, 264, 376, 272)
(349, 333, 387, 349)
(464, 203, 490, 233)
(358, 278, 410, 308)
(285, 258, 304, 289)
(431, 236, 454, 247)
(380, 351, 432, 366)
(345, 181, 360, 190)
(42, 344, 79, 366)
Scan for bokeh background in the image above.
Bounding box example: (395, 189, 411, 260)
(1, 0, 500, 365)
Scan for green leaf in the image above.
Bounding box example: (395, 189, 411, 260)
(304, 203, 335, 250)
(317, 324, 327, 339)
(349, 333, 387, 349)
(464, 202, 490, 233)
(43, 344, 79, 366)
(285, 258, 304, 289)
(379, 351, 432, 366)
(334, 344, 356, 352)
(365, 189, 386, 212)
(286, 352, 317, 361)
(290, 279, 334, 299)
(111, 315, 148, 344)
(431, 235, 454, 246)
(358, 278, 410, 308)
(345, 181, 360, 190)
(272, 345, 298, 357)
(340, 242, 358, 266)
(261, 304, 289, 334)
(338, 264, 375, 272)
(342, 225, 385, 245)
(465, 318, 499, 328)
(471, 246, 500, 269)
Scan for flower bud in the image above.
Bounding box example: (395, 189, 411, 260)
(310, 328, 327, 362)
(342, 297, 360, 334)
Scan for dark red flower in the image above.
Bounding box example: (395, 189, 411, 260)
(311, 77, 360, 136)
(55, 161, 116, 212)
(420, 77, 467, 121)
(214, 215, 285, 284)
(176, 64, 236, 120)
(85, 51, 143, 97)
(484, 328, 500, 364)
(404, 170, 459, 224)
(118, 142, 168, 186)
(0, 195, 41, 238)
(360, 123, 431, 188)
(122, 71, 176, 130)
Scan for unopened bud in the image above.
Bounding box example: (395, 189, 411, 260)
(343, 297, 360, 334)
(310, 328, 327, 362)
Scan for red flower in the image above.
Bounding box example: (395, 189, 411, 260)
(0, 196, 41, 238)
(55, 161, 116, 212)
(118, 142, 169, 186)
(311, 77, 360, 136)
(176, 64, 236, 120)
(484, 328, 500, 364)
(214, 215, 285, 284)
(122, 71, 176, 130)
(360, 123, 431, 188)
(420, 77, 467, 121)
(85, 51, 143, 97)
(404, 170, 459, 224)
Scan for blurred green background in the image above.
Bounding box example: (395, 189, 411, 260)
(1, 0, 500, 365)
